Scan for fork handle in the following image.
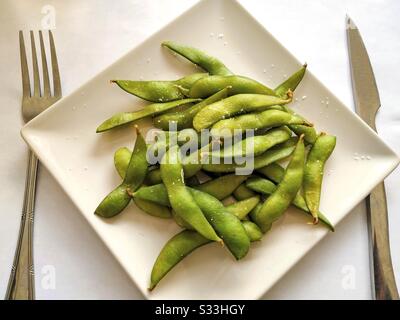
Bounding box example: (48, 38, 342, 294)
(5, 150, 38, 300)
(367, 182, 399, 300)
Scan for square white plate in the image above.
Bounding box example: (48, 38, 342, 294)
(21, 0, 399, 299)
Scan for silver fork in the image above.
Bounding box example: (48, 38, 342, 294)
(5, 30, 61, 300)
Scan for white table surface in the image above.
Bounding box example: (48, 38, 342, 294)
(0, 0, 399, 300)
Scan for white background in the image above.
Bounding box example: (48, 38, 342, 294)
(0, 0, 399, 299)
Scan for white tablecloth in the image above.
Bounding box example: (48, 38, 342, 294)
(0, 0, 399, 300)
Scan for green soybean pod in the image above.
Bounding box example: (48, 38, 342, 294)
(162, 41, 233, 76)
(133, 198, 171, 219)
(225, 196, 260, 220)
(95, 128, 148, 218)
(211, 109, 311, 136)
(188, 188, 250, 260)
(112, 73, 208, 102)
(303, 133, 336, 224)
(172, 210, 193, 230)
(145, 169, 163, 185)
(96, 98, 201, 133)
(132, 184, 170, 207)
(194, 174, 248, 200)
(114, 147, 132, 179)
(149, 218, 264, 290)
(189, 75, 275, 98)
(246, 177, 277, 195)
(202, 139, 297, 173)
(210, 127, 291, 159)
(153, 87, 230, 130)
(251, 136, 305, 232)
(233, 184, 257, 200)
(161, 146, 221, 242)
(275, 63, 307, 98)
(242, 221, 263, 241)
(149, 230, 210, 290)
(281, 105, 318, 145)
(193, 93, 292, 131)
(257, 163, 334, 231)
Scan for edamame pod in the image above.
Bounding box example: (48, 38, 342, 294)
(225, 196, 260, 220)
(144, 168, 162, 185)
(281, 105, 318, 145)
(96, 98, 201, 133)
(133, 198, 171, 219)
(161, 146, 221, 242)
(193, 94, 292, 131)
(275, 64, 307, 98)
(172, 210, 193, 230)
(114, 147, 131, 179)
(242, 221, 263, 241)
(303, 133, 336, 224)
(194, 174, 248, 200)
(246, 177, 277, 195)
(112, 73, 208, 102)
(188, 188, 250, 260)
(132, 184, 170, 207)
(134, 184, 250, 259)
(154, 88, 230, 130)
(95, 128, 148, 218)
(162, 41, 233, 76)
(149, 230, 210, 290)
(233, 184, 257, 200)
(251, 136, 305, 232)
(211, 109, 311, 136)
(189, 75, 275, 98)
(257, 163, 334, 231)
(202, 140, 296, 173)
(150, 219, 258, 290)
(210, 127, 291, 159)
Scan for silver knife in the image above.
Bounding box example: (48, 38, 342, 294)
(346, 15, 399, 300)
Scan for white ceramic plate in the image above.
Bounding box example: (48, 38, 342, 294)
(21, 0, 399, 299)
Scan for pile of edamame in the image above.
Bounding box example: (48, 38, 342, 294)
(94, 41, 336, 290)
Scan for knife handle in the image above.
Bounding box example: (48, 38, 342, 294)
(367, 181, 399, 300)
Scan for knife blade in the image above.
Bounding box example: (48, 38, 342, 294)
(346, 15, 399, 300)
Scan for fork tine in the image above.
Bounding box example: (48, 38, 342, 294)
(30, 31, 40, 97)
(19, 31, 31, 98)
(49, 30, 61, 98)
(39, 31, 50, 97)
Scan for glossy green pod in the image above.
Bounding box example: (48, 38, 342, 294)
(202, 141, 296, 173)
(251, 136, 305, 232)
(274, 64, 307, 98)
(189, 75, 275, 98)
(95, 129, 148, 218)
(114, 147, 131, 179)
(149, 230, 210, 290)
(211, 109, 311, 136)
(153, 88, 229, 130)
(133, 198, 171, 219)
(193, 93, 292, 131)
(194, 174, 248, 200)
(242, 221, 263, 241)
(303, 133, 336, 224)
(112, 73, 208, 102)
(256, 163, 334, 231)
(233, 184, 257, 200)
(160, 146, 221, 242)
(188, 188, 250, 260)
(225, 196, 260, 220)
(162, 41, 233, 76)
(96, 98, 201, 133)
(210, 127, 291, 159)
